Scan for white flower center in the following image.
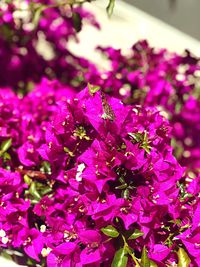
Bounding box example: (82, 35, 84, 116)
(75, 163, 85, 182)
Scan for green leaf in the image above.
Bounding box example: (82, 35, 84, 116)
(0, 250, 12, 261)
(40, 161, 51, 175)
(128, 229, 144, 240)
(24, 175, 32, 186)
(88, 83, 101, 96)
(128, 132, 143, 143)
(32, 5, 47, 27)
(1, 138, 12, 153)
(72, 12, 82, 32)
(150, 260, 158, 267)
(0, 24, 13, 42)
(111, 247, 128, 267)
(171, 138, 184, 160)
(29, 182, 41, 201)
(101, 225, 119, 238)
(177, 247, 191, 267)
(175, 101, 182, 114)
(106, 0, 115, 17)
(26, 257, 38, 266)
(118, 176, 125, 184)
(177, 182, 192, 201)
(141, 246, 150, 267)
(3, 152, 11, 161)
(64, 147, 74, 157)
(41, 186, 52, 195)
(122, 188, 130, 200)
(140, 143, 151, 154)
(128, 132, 151, 154)
(115, 183, 127, 190)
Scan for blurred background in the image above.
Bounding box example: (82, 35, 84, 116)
(125, 0, 200, 40)
(69, 0, 200, 67)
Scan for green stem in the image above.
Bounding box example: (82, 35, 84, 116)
(122, 235, 140, 267)
(103, 237, 113, 244)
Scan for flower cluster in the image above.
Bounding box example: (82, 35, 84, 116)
(0, 2, 200, 267)
(0, 79, 198, 266)
(97, 41, 200, 175)
(2, 1, 199, 177)
(0, 0, 100, 89)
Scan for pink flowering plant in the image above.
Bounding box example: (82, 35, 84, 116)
(0, 1, 199, 267)
(97, 42, 200, 174)
(0, 0, 100, 89)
